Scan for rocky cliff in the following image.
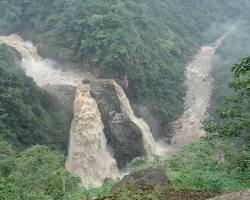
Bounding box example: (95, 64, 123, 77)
(89, 80, 146, 169)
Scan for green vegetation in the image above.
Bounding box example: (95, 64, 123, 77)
(44, 55, 250, 200)
(125, 55, 250, 197)
(211, 20, 250, 111)
(1, 0, 250, 127)
(0, 44, 67, 150)
(0, 44, 80, 199)
(0, 142, 80, 200)
(1, 1, 250, 199)
(63, 181, 117, 200)
(207, 56, 250, 145)
(127, 141, 250, 193)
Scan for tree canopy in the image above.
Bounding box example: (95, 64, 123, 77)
(1, 0, 250, 129)
(0, 44, 67, 150)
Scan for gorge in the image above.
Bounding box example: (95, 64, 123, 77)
(0, 34, 166, 186)
(0, 33, 224, 186)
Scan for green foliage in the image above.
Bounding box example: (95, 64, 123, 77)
(126, 55, 250, 193)
(63, 181, 117, 200)
(0, 140, 16, 176)
(207, 56, 250, 146)
(11, 145, 80, 199)
(210, 20, 250, 112)
(127, 157, 149, 172)
(164, 141, 250, 191)
(0, 1, 250, 199)
(0, 45, 80, 199)
(129, 141, 250, 192)
(127, 156, 162, 172)
(1, 0, 250, 126)
(0, 174, 17, 200)
(0, 44, 67, 150)
(0, 142, 80, 200)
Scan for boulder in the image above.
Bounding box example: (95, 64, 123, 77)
(207, 189, 250, 200)
(89, 80, 146, 169)
(112, 168, 170, 191)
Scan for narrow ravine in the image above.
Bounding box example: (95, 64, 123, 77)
(0, 33, 224, 185)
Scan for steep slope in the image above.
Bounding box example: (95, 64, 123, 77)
(1, 0, 250, 136)
(0, 44, 66, 150)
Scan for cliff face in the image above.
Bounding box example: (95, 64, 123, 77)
(89, 80, 146, 169)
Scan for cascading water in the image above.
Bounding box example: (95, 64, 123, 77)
(112, 80, 166, 156)
(65, 82, 119, 186)
(0, 34, 119, 186)
(0, 34, 166, 185)
(0, 34, 84, 86)
(169, 37, 224, 152)
(0, 33, 225, 184)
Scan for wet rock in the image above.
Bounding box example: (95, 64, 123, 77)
(112, 168, 170, 191)
(89, 80, 146, 169)
(207, 189, 250, 200)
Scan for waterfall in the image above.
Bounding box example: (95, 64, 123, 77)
(112, 80, 166, 156)
(0, 34, 118, 186)
(0, 34, 168, 185)
(65, 82, 119, 186)
(0, 34, 84, 86)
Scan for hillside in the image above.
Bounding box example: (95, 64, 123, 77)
(0, 1, 250, 200)
(0, 44, 81, 199)
(0, 44, 68, 150)
(1, 0, 250, 134)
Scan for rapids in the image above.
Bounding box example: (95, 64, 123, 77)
(169, 37, 224, 152)
(0, 34, 89, 86)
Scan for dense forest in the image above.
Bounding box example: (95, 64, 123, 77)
(1, 0, 250, 131)
(1, 0, 250, 199)
(0, 44, 68, 151)
(0, 44, 80, 199)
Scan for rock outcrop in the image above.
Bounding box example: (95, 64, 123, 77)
(112, 168, 170, 192)
(207, 189, 250, 200)
(89, 80, 146, 169)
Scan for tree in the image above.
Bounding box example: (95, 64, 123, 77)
(12, 145, 80, 200)
(0, 140, 16, 176)
(206, 56, 250, 146)
(0, 44, 67, 150)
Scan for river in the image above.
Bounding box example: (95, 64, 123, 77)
(169, 37, 224, 153)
